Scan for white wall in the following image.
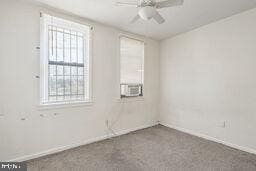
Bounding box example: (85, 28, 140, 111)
(160, 8, 256, 153)
(0, 0, 159, 161)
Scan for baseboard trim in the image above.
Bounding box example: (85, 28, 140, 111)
(9, 122, 159, 162)
(160, 122, 256, 155)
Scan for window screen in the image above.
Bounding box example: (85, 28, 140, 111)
(40, 14, 91, 104)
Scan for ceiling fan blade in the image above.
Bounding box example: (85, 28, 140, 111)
(153, 12, 165, 24)
(116, 2, 138, 7)
(156, 0, 184, 9)
(130, 14, 140, 23)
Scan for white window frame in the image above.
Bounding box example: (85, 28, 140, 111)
(119, 35, 145, 99)
(39, 14, 93, 107)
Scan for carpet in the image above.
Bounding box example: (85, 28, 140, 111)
(27, 125, 256, 171)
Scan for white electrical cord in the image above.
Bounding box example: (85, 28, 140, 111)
(105, 98, 125, 138)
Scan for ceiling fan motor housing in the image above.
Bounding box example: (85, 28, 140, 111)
(138, 6, 157, 20)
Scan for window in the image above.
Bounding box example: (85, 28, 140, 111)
(120, 36, 144, 98)
(40, 14, 91, 105)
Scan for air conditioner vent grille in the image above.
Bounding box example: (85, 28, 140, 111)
(120, 84, 143, 98)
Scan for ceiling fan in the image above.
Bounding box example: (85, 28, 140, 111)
(116, 0, 184, 24)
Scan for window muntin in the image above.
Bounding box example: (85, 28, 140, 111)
(40, 14, 91, 105)
(120, 36, 144, 97)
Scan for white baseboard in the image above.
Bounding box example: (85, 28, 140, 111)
(11, 122, 254, 162)
(10, 122, 159, 162)
(160, 122, 256, 155)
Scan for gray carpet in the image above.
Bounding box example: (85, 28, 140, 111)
(27, 125, 256, 171)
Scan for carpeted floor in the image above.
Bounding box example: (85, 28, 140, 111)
(27, 125, 256, 171)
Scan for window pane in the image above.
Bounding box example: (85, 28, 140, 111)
(64, 66, 71, 76)
(49, 65, 56, 76)
(77, 95, 84, 100)
(64, 96, 71, 101)
(71, 35, 77, 63)
(49, 75, 56, 96)
(57, 65, 63, 76)
(49, 27, 57, 61)
(71, 49, 77, 63)
(64, 29, 70, 34)
(57, 96, 64, 101)
(57, 31, 64, 62)
(78, 76, 84, 94)
(64, 76, 71, 95)
(57, 76, 64, 95)
(78, 36, 83, 63)
(48, 27, 54, 61)
(71, 95, 78, 100)
(57, 27, 63, 32)
(71, 66, 77, 75)
(71, 76, 78, 95)
(64, 33, 71, 63)
(71, 31, 77, 35)
(57, 51, 63, 62)
(78, 67, 84, 76)
(49, 96, 57, 102)
(77, 32, 83, 37)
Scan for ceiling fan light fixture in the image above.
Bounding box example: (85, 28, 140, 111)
(138, 6, 157, 20)
(116, 0, 184, 24)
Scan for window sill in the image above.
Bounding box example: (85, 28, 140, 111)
(115, 96, 145, 103)
(38, 100, 93, 110)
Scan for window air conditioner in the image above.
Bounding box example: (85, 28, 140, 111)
(120, 84, 143, 98)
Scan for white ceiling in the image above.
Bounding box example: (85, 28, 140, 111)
(34, 0, 256, 40)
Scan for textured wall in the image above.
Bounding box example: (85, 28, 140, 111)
(160, 8, 256, 153)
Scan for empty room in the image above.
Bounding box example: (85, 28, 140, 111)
(1, 0, 256, 170)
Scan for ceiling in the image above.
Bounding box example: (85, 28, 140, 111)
(33, 0, 256, 40)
